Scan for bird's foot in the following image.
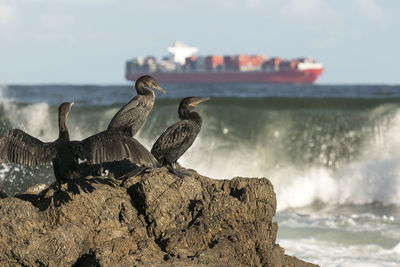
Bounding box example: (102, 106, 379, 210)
(171, 169, 186, 179)
(168, 163, 186, 179)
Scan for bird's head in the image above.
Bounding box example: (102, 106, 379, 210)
(181, 96, 210, 109)
(179, 96, 210, 116)
(135, 75, 166, 94)
(59, 102, 74, 115)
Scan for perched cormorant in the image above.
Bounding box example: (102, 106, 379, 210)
(107, 75, 166, 137)
(0, 102, 80, 186)
(151, 96, 210, 178)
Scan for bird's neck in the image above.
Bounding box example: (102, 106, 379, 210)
(58, 114, 70, 141)
(179, 110, 202, 125)
(136, 84, 155, 97)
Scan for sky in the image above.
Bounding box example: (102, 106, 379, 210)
(0, 0, 399, 84)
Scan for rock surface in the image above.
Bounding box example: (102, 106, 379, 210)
(0, 167, 318, 267)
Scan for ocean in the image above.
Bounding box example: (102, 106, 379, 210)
(1, 83, 400, 266)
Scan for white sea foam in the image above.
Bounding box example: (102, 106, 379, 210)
(277, 211, 400, 241)
(0, 163, 10, 183)
(278, 238, 400, 267)
(0, 86, 54, 139)
(274, 110, 400, 210)
(0, 93, 90, 141)
(270, 156, 400, 211)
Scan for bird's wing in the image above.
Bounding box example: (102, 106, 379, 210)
(107, 96, 144, 131)
(0, 129, 57, 167)
(151, 121, 197, 160)
(122, 136, 159, 167)
(70, 131, 158, 167)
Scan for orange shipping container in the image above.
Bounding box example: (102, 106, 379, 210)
(205, 55, 224, 70)
(249, 55, 265, 66)
(237, 55, 250, 67)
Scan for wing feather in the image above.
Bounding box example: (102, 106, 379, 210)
(70, 130, 158, 167)
(0, 129, 57, 167)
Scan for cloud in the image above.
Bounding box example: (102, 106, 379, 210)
(0, 0, 16, 25)
(353, 0, 385, 21)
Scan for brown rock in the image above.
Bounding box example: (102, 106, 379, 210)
(0, 167, 318, 266)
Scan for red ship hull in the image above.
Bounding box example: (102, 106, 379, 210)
(126, 68, 323, 84)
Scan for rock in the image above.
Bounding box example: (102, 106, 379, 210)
(0, 167, 318, 267)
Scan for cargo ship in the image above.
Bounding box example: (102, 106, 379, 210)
(125, 41, 324, 84)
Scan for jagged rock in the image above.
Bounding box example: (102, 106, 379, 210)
(0, 167, 318, 267)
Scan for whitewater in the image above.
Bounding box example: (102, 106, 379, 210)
(1, 83, 400, 266)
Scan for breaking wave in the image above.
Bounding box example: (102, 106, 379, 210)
(1, 84, 400, 210)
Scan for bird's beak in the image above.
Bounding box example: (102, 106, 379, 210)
(191, 97, 210, 106)
(150, 84, 166, 94)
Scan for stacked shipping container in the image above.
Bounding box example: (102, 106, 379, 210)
(205, 55, 224, 70)
(126, 54, 318, 73)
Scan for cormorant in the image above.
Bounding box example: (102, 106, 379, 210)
(107, 75, 166, 137)
(0, 102, 80, 187)
(151, 96, 210, 178)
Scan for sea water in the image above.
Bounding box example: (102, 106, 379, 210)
(1, 83, 400, 266)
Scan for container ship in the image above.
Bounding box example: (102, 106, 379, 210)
(125, 41, 324, 84)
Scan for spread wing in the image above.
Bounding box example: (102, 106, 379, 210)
(151, 121, 198, 161)
(70, 130, 158, 167)
(0, 129, 57, 167)
(107, 96, 150, 136)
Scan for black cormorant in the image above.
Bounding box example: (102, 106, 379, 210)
(107, 75, 166, 137)
(0, 102, 80, 186)
(151, 96, 209, 178)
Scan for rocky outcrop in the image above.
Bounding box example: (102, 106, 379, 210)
(0, 167, 318, 266)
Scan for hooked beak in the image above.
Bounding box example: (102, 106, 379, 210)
(191, 97, 210, 106)
(148, 84, 166, 94)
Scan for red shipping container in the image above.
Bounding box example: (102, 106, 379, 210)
(249, 55, 265, 66)
(205, 55, 224, 70)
